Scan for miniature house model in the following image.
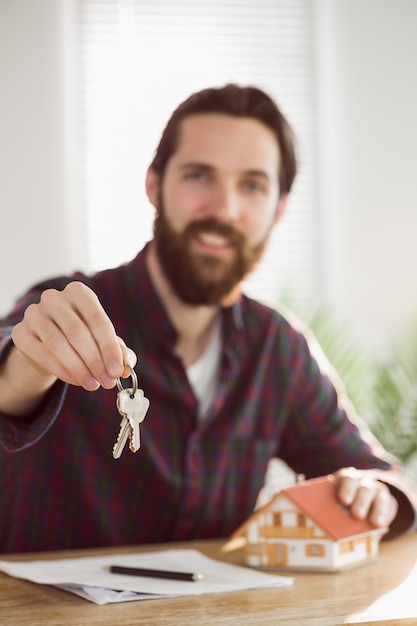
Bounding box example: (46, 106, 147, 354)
(232, 475, 387, 572)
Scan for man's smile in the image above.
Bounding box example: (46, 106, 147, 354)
(194, 230, 234, 252)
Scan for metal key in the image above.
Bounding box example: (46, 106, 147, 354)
(117, 388, 149, 452)
(112, 410, 131, 459)
(113, 364, 150, 458)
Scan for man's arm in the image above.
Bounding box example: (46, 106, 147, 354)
(0, 342, 57, 416)
(279, 322, 417, 539)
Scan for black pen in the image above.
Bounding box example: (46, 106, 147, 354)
(108, 565, 204, 581)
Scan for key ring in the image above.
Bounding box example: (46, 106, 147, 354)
(116, 364, 138, 397)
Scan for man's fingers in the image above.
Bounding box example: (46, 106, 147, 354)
(348, 481, 378, 520)
(16, 289, 105, 388)
(335, 468, 397, 528)
(12, 282, 133, 391)
(337, 470, 376, 516)
(59, 283, 124, 384)
(117, 338, 137, 379)
(368, 486, 397, 527)
(12, 324, 80, 388)
(335, 467, 362, 506)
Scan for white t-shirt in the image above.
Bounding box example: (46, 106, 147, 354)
(186, 316, 221, 422)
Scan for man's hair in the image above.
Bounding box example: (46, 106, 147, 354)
(150, 84, 298, 195)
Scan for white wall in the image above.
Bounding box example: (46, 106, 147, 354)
(1, 0, 417, 358)
(0, 0, 84, 317)
(315, 0, 417, 355)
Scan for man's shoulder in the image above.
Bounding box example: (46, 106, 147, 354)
(235, 295, 313, 358)
(240, 293, 306, 334)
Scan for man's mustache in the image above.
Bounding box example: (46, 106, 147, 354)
(185, 217, 244, 246)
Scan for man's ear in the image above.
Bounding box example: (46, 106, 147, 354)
(145, 166, 160, 208)
(273, 193, 289, 226)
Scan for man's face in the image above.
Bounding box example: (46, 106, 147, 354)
(148, 114, 284, 305)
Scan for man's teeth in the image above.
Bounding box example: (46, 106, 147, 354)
(199, 232, 228, 247)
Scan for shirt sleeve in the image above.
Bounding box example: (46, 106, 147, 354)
(279, 326, 417, 539)
(0, 310, 68, 454)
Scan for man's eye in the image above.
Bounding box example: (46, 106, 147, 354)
(186, 170, 206, 181)
(244, 180, 265, 192)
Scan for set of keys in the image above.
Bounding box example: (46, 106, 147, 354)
(112, 364, 150, 459)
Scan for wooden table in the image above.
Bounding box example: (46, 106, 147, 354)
(1, 533, 417, 626)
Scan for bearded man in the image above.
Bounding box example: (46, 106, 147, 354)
(0, 84, 415, 553)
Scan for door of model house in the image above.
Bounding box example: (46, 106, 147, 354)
(266, 542, 288, 567)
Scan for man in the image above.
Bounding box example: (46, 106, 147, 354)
(0, 84, 415, 553)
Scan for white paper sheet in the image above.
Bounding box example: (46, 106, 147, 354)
(0, 549, 293, 604)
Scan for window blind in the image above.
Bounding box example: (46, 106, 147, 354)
(80, 0, 321, 310)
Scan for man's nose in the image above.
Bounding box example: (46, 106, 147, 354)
(210, 184, 241, 222)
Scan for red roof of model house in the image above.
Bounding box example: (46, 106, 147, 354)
(233, 474, 386, 541)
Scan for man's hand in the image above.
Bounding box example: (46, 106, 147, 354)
(334, 467, 398, 529)
(11, 281, 136, 392)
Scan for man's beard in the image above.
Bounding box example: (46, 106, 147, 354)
(153, 202, 269, 306)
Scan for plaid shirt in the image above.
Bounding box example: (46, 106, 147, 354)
(0, 247, 415, 553)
